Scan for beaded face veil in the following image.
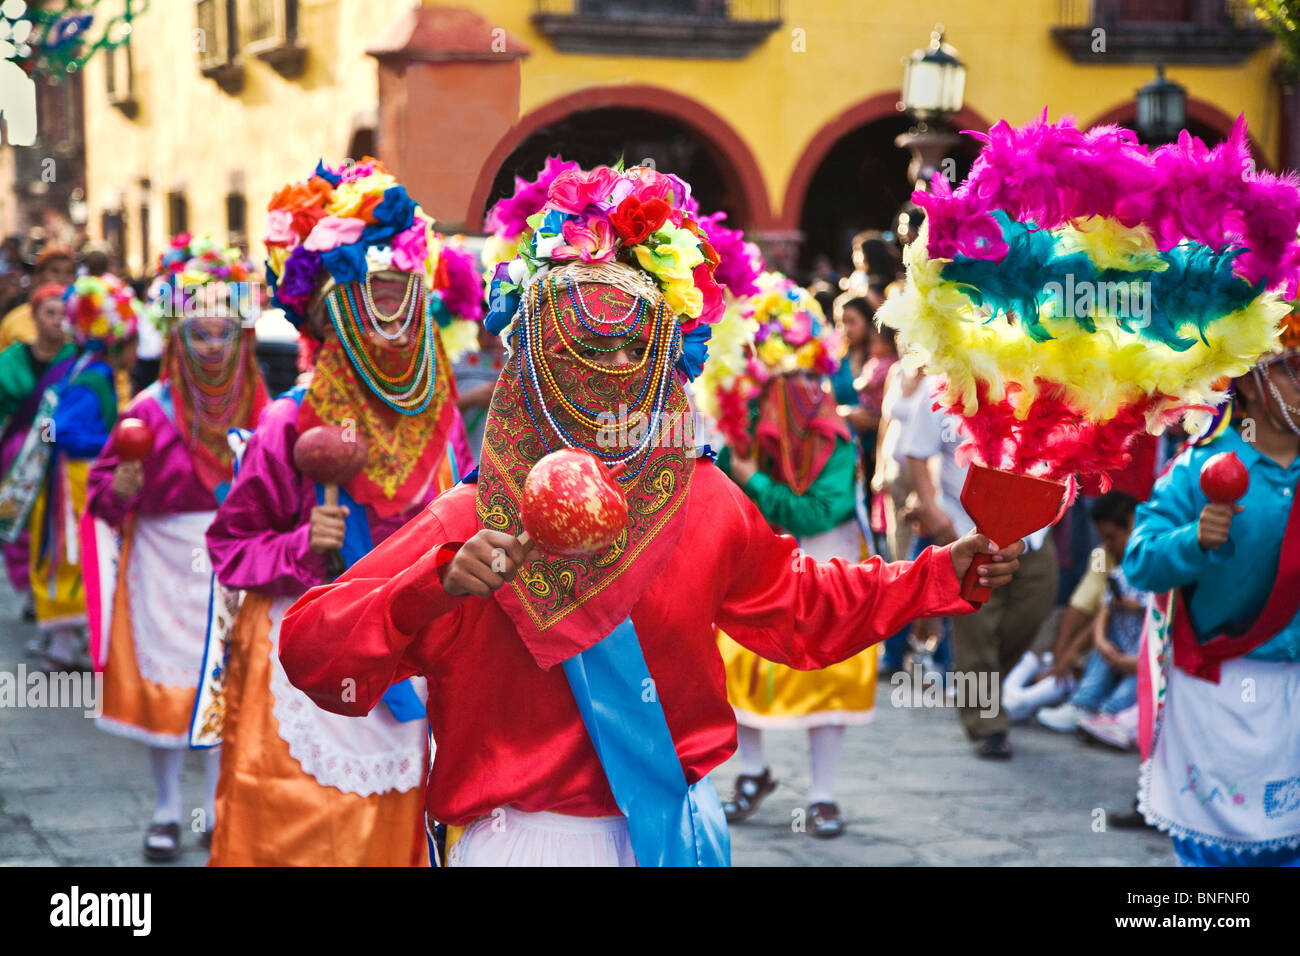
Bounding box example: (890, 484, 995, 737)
(149, 235, 268, 492)
(475, 159, 752, 662)
(263, 158, 484, 515)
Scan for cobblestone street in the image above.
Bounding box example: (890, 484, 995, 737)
(0, 579, 1172, 867)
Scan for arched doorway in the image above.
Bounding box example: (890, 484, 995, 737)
(482, 106, 748, 226)
(784, 94, 990, 279)
(795, 116, 982, 277)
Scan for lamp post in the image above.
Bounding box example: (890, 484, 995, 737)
(1135, 63, 1187, 145)
(896, 26, 966, 189)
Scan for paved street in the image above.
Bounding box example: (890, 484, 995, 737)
(0, 577, 1172, 867)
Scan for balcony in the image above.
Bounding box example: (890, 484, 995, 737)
(532, 0, 782, 60)
(1051, 0, 1271, 64)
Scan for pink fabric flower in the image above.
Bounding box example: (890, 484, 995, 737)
(687, 262, 724, 331)
(391, 223, 429, 273)
(547, 167, 621, 215)
(552, 217, 618, 263)
(265, 209, 295, 246)
(341, 161, 376, 183)
(303, 215, 366, 252)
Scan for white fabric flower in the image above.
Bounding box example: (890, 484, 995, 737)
(366, 245, 395, 273)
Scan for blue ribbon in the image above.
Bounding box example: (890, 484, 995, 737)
(309, 480, 422, 723)
(561, 617, 730, 867)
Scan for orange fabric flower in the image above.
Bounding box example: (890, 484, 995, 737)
(1280, 310, 1300, 349)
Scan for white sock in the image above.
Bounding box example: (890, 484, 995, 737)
(808, 724, 846, 804)
(736, 725, 766, 777)
(203, 748, 221, 833)
(148, 746, 185, 825)
(45, 626, 79, 665)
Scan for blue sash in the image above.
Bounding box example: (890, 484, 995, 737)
(561, 617, 730, 867)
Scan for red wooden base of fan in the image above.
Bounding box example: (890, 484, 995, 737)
(958, 464, 1068, 603)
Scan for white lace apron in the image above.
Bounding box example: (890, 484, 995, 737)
(125, 511, 215, 689)
(265, 595, 428, 797)
(1139, 656, 1300, 852)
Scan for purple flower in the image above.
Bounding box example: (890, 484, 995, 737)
(486, 155, 580, 239)
(278, 246, 324, 307)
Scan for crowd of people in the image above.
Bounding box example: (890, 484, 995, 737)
(1, 146, 1297, 869)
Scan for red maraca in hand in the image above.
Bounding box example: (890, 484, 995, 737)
(293, 425, 370, 507)
(294, 426, 370, 578)
(114, 418, 155, 462)
(519, 450, 628, 557)
(1199, 451, 1250, 504)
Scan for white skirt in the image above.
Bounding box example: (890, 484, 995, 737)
(1140, 657, 1300, 853)
(447, 808, 637, 867)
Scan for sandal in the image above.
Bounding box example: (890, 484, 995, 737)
(807, 801, 844, 838)
(143, 822, 181, 862)
(723, 768, 777, 823)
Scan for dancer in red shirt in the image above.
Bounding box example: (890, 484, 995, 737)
(280, 163, 1023, 866)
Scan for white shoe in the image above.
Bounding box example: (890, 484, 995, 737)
(1036, 702, 1086, 732)
(1078, 713, 1136, 751)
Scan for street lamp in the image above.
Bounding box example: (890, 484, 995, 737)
(897, 26, 966, 189)
(1135, 64, 1187, 145)
(901, 27, 967, 128)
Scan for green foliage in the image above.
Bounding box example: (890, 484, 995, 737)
(1250, 0, 1300, 77)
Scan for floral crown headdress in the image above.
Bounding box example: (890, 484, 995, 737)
(262, 157, 484, 359)
(696, 273, 838, 449)
(147, 233, 254, 336)
(483, 160, 735, 381)
(64, 273, 143, 348)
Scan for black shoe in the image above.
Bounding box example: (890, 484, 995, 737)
(143, 822, 182, 862)
(976, 731, 1012, 760)
(808, 801, 845, 838)
(722, 768, 777, 823)
(1110, 799, 1153, 829)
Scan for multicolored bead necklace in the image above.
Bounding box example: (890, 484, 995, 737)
(177, 322, 246, 430)
(326, 278, 436, 415)
(517, 274, 680, 474)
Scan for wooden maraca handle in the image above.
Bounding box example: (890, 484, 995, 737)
(321, 483, 346, 579)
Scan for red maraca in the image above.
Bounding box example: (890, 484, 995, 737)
(519, 450, 628, 557)
(294, 426, 369, 578)
(1199, 451, 1250, 504)
(114, 418, 155, 462)
(293, 425, 370, 507)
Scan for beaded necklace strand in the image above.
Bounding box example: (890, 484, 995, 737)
(516, 277, 681, 477)
(326, 280, 437, 415)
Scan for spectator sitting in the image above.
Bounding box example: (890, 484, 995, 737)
(1037, 549, 1148, 731)
(1002, 491, 1141, 722)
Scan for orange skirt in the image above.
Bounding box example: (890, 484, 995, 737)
(96, 522, 197, 746)
(208, 592, 429, 867)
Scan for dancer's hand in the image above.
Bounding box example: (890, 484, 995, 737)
(112, 461, 144, 499)
(1197, 502, 1241, 550)
(950, 534, 1024, 589)
(308, 505, 349, 554)
(440, 530, 528, 598)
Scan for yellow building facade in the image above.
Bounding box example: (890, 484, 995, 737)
(82, 1, 1283, 275)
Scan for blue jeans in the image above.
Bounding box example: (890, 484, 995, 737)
(881, 535, 951, 672)
(1070, 650, 1138, 714)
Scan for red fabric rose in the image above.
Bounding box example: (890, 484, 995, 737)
(290, 205, 327, 241)
(608, 196, 671, 245)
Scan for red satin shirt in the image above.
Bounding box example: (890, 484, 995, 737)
(279, 461, 973, 826)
